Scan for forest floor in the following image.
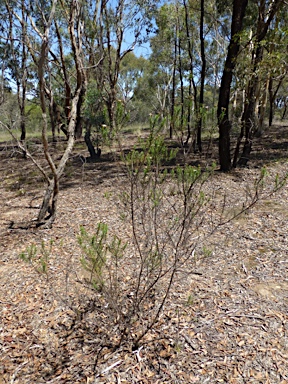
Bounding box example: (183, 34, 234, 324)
(0, 124, 288, 383)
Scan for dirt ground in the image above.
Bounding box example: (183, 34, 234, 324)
(0, 125, 288, 383)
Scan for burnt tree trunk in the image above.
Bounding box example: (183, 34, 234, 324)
(218, 0, 248, 171)
(183, 0, 197, 146)
(169, 26, 177, 139)
(196, 0, 206, 153)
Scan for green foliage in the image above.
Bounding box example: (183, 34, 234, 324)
(202, 246, 213, 258)
(83, 81, 105, 126)
(186, 294, 195, 306)
(25, 103, 43, 133)
(78, 223, 127, 291)
(114, 99, 130, 131)
(119, 53, 147, 118)
(0, 92, 19, 127)
(172, 165, 201, 187)
(124, 115, 177, 176)
(19, 243, 37, 263)
(19, 240, 53, 275)
(255, 166, 268, 192)
(113, 116, 219, 347)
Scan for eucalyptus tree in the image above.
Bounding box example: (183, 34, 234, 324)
(251, 11, 288, 131)
(150, 0, 227, 149)
(236, 0, 285, 166)
(280, 91, 288, 121)
(195, 0, 206, 152)
(83, 0, 159, 134)
(215, 0, 286, 169)
(118, 52, 147, 121)
(149, 2, 179, 130)
(1, 0, 87, 227)
(0, 2, 11, 106)
(149, 1, 201, 143)
(0, 0, 30, 143)
(266, 8, 288, 127)
(0, 0, 163, 226)
(36, 0, 87, 226)
(131, 59, 161, 121)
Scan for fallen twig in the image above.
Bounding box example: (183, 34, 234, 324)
(95, 359, 123, 380)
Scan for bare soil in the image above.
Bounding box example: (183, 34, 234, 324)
(0, 125, 288, 383)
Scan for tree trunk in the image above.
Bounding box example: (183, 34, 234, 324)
(196, 0, 206, 153)
(20, 109, 26, 142)
(268, 77, 274, 127)
(253, 77, 261, 131)
(218, 0, 248, 171)
(49, 97, 58, 142)
(238, 0, 284, 166)
(183, 0, 197, 147)
(75, 87, 86, 139)
(170, 29, 177, 140)
(84, 122, 101, 161)
(36, 0, 86, 227)
(37, 178, 58, 225)
(178, 37, 185, 141)
(258, 76, 270, 133)
(268, 74, 284, 127)
(281, 100, 287, 120)
(37, 90, 83, 227)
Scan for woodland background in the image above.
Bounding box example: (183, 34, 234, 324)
(0, 0, 288, 382)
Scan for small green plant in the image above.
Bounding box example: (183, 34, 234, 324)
(202, 246, 213, 258)
(78, 223, 127, 292)
(19, 243, 37, 263)
(186, 294, 195, 306)
(174, 341, 183, 353)
(19, 240, 53, 275)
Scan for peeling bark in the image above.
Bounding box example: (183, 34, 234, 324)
(36, 0, 86, 227)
